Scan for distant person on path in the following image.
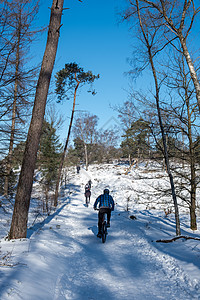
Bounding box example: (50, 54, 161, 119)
(93, 189, 114, 238)
(76, 165, 80, 174)
(85, 183, 91, 206)
(88, 179, 92, 189)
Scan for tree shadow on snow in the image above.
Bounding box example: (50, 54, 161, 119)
(134, 210, 200, 273)
(27, 201, 70, 238)
(60, 183, 81, 195)
(27, 183, 82, 238)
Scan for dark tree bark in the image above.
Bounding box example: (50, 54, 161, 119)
(54, 80, 79, 206)
(54, 63, 99, 205)
(9, 0, 64, 239)
(3, 0, 40, 195)
(135, 0, 181, 235)
(4, 33, 19, 196)
(187, 98, 197, 230)
(156, 235, 200, 243)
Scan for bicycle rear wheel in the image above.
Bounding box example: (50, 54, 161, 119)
(102, 222, 107, 243)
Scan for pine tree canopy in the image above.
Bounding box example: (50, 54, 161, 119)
(55, 62, 100, 102)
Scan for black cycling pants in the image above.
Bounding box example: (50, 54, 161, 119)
(98, 208, 111, 232)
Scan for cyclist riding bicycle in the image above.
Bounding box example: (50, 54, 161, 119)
(94, 188, 115, 238)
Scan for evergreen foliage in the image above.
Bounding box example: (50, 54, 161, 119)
(121, 118, 151, 159)
(54, 62, 99, 205)
(39, 120, 62, 189)
(55, 62, 99, 102)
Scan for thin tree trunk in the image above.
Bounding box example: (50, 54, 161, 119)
(54, 81, 79, 206)
(4, 19, 21, 196)
(154, 77, 181, 236)
(128, 153, 131, 166)
(181, 129, 185, 168)
(9, 0, 64, 239)
(187, 96, 197, 230)
(84, 143, 88, 171)
(4, 73, 18, 196)
(45, 185, 49, 214)
(136, 0, 181, 235)
(190, 165, 197, 230)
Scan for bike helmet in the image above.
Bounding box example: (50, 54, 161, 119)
(104, 188, 109, 194)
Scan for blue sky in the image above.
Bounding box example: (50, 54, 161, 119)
(35, 0, 134, 141)
(33, 0, 200, 144)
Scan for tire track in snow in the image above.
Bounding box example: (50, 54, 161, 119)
(115, 216, 200, 300)
(49, 186, 199, 300)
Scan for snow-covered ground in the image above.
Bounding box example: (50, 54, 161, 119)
(1, 162, 200, 299)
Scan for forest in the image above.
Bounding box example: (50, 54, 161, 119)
(0, 0, 200, 239)
(1, 1, 200, 299)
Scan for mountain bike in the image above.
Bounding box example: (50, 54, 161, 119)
(101, 213, 108, 243)
(96, 209, 108, 243)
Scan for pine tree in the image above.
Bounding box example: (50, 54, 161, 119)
(121, 118, 151, 161)
(39, 120, 62, 213)
(1, 0, 41, 196)
(54, 63, 99, 206)
(9, 0, 64, 239)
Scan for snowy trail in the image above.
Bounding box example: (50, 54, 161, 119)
(1, 171, 200, 299)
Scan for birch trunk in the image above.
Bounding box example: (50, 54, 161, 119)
(141, 0, 200, 112)
(180, 38, 200, 113)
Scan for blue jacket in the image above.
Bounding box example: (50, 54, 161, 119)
(94, 194, 114, 211)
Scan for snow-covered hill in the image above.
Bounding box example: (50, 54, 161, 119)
(0, 163, 200, 299)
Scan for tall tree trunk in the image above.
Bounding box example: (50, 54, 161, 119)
(136, 0, 181, 235)
(190, 164, 197, 230)
(180, 38, 200, 113)
(54, 81, 79, 206)
(153, 72, 181, 236)
(4, 17, 21, 196)
(9, 0, 64, 239)
(84, 143, 88, 171)
(187, 97, 197, 230)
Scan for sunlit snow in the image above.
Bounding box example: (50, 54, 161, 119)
(0, 162, 200, 299)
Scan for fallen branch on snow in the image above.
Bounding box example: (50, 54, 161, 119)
(156, 235, 200, 243)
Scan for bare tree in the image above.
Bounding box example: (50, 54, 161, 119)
(115, 100, 139, 131)
(161, 51, 199, 230)
(9, 0, 64, 239)
(2, 0, 40, 196)
(123, 0, 181, 235)
(98, 128, 120, 163)
(73, 113, 99, 170)
(137, 0, 200, 112)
